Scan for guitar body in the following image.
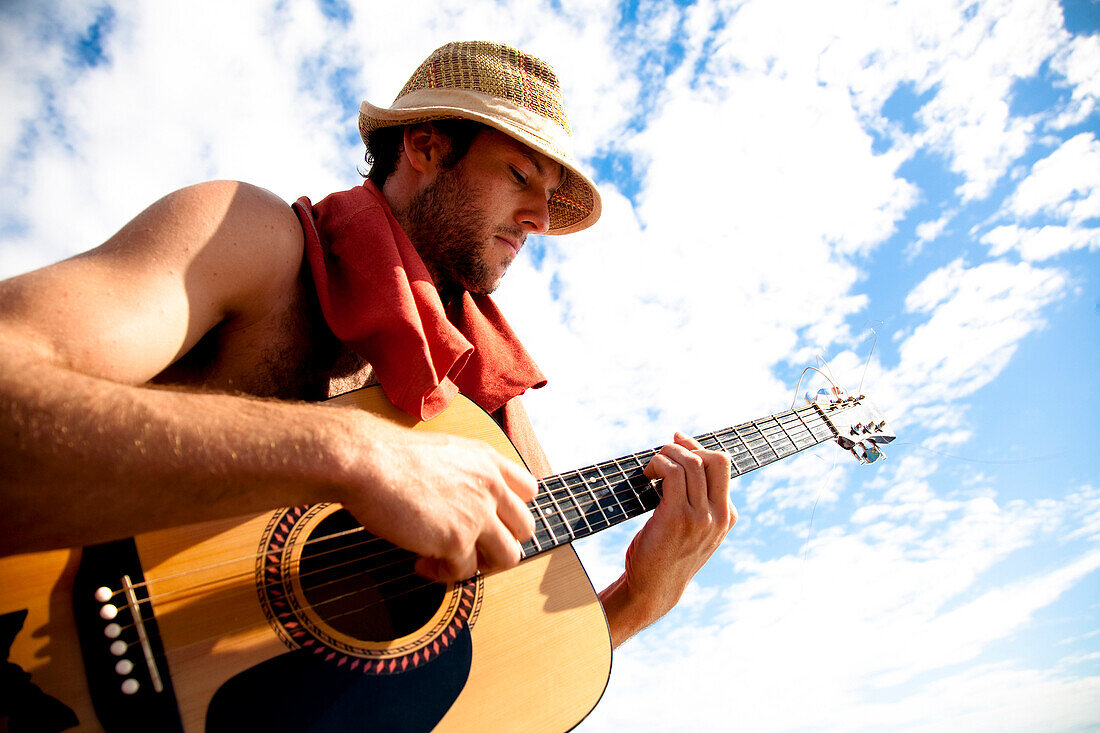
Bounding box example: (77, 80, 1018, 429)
(0, 386, 612, 732)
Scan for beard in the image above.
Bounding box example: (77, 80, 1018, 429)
(396, 166, 519, 296)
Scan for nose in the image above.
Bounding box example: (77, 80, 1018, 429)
(517, 193, 551, 235)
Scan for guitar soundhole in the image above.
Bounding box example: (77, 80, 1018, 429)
(297, 510, 446, 641)
(258, 503, 482, 673)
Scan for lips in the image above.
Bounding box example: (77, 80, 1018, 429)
(495, 235, 522, 255)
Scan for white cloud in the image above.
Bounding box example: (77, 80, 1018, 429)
(502, 0, 934, 475)
(1006, 133, 1100, 224)
(915, 211, 953, 244)
(907, 209, 956, 258)
(912, 0, 1067, 201)
(0, 0, 638, 280)
(581, 476, 1099, 732)
(0, 0, 357, 277)
(980, 132, 1100, 259)
(895, 258, 1067, 406)
(983, 223, 1100, 260)
(742, 443, 847, 513)
(1065, 484, 1100, 543)
(342, 0, 635, 162)
(1, 4, 1096, 733)
(0, 1, 109, 156)
(700, 0, 1071, 202)
(1048, 32, 1100, 130)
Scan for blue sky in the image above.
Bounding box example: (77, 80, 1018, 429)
(1, 0, 1098, 730)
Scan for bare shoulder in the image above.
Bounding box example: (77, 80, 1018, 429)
(0, 180, 308, 383)
(156, 180, 300, 235)
(115, 180, 302, 272)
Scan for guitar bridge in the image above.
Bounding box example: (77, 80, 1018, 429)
(73, 539, 183, 732)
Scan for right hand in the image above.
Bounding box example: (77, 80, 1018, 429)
(336, 419, 537, 583)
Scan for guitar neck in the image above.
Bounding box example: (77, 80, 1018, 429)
(520, 401, 840, 558)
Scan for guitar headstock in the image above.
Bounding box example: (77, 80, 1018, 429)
(808, 390, 896, 464)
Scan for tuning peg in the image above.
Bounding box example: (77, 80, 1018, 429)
(851, 442, 886, 464)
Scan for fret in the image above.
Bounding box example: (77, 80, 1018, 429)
(732, 427, 765, 473)
(571, 469, 610, 532)
(744, 423, 779, 464)
(699, 430, 721, 453)
(592, 462, 629, 525)
(806, 405, 838, 441)
(622, 452, 661, 513)
(718, 428, 748, 460)
(758, 416, 796, 459)
(786, 408, 820, 450)
(558, 477, 595, 537)
(514, 401, 870, 560)
(753, 418, 781, 457)
(773, 414, 800, 451)
(633, 471, 662, 512)
(529, 501, 551, 552)
(608, 456, 648, 516)
(540, 476, 577, 541)
(697, 431, 727, 454)
(780, 410, 816, 449)
(576, 467, 613, 529)
(716, 429, 740, 456)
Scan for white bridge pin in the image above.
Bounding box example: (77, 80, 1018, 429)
(115, 659, 134, 675)
(120, 678, 140, 695)
(104, 623, 121, 639)
(109, 640, 127, 656)
(94, 586, 113, 602)
(99, 604, 118, 621)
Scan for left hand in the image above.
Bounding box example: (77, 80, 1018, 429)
(606, 433, 738, 636)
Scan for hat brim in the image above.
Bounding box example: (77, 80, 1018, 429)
(359, 89, 601, 236)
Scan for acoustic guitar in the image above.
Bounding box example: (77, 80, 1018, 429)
(0, 385, 894, 732)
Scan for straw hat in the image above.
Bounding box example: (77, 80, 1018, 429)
(359, 41, 602, 235)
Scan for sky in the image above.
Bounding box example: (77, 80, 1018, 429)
(1, 0, 1097, 730)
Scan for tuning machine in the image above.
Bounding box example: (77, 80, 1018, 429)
(851, 441, 886, 464)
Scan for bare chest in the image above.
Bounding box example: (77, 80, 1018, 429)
(153, 272, 375, 402)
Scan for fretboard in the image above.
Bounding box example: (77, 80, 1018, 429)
(519, 401, 840, 559)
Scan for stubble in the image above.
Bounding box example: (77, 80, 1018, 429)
(396, 167, 515, 296)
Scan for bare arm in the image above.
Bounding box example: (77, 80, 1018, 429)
(0, 181, 534, 573)
(599, 433, 738, 648)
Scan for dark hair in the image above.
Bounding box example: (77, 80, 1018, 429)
(364, 119, 488, 186)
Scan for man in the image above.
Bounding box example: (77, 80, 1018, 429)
(0, 41, 735, 654)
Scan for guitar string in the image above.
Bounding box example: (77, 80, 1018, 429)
(105, 465, 661, 614)
(101, 406, 832, 609)
(128, 450, 837, 650)
(104, 464, 646, 606)
(117, 448, 725, 652)
(103, 409, 841, 651)
(119, 409, 819, 608)
(102, 407, 833, 610)
(105, 405, 831, 616)
(104, 414, 835, 647)
(113, 461, 656, 628)
(112, 559, 479, 656)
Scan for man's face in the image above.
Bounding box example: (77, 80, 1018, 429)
(400, 129, 563, 295)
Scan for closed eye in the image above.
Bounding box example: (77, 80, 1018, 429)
(509, 166, 528, 185)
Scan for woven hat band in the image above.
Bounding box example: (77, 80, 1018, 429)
(396, 42, 571, 136)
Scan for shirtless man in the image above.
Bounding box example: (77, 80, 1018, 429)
(0, 41, 735, 651)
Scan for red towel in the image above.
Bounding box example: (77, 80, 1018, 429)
(292, 182, 551, 476)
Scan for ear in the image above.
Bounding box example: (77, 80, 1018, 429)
(402, 123, 448, 175)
